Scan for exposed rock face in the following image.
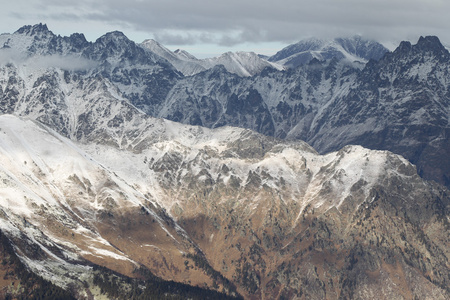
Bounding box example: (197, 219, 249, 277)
(141, 138, 449, 299)
(158, 37, 450, 188)
(305, 36, 450, 187)
(0, 24, 448, 299)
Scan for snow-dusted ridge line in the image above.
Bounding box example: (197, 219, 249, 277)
(0, 112, 415, 224)
(269, 36, 390, 68)
(140, 39, 285, 77)
(0, 114, 181, 259)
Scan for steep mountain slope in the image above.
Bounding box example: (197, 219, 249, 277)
(140, 39, 284, 77)
(0, 61, 448, 300)
(140, 39, 208, 76)
(0, 114, 202, 287)
(303, 36, 450, 186)
(158, 59, 358, 137)
(0, 23, 181, 117)
(0, 113, 448, 299)
(0, 230, 75, 299)
(81, 117, 450, 299)
(159, 37, 450, 188)
(269, 36, 389, 68)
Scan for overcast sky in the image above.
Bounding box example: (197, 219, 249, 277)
(2, 0, 449, 58)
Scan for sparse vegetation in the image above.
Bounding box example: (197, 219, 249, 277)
(0, 230, 75, 300)
(185, 253, 241, 298)
(92, 264, 241, 300)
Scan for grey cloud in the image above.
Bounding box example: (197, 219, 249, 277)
(0, 49, 27, 64)
(153, 31, 220, 46)
(29, 55, 99, 71)
(7, 0, 450, 46)
(0, 49, 98, 71)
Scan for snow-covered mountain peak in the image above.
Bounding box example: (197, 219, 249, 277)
(93, 31, 133, 48)
(202, 50, 284, 77)
(141, 38, 168, 52)
(14, 23, 52, 37)
(139, 39, 206, 76)
(283, 37, 327, 54)
(0, 24, 91, 59)
(85, 31, 176, 69)
(140, 39, 283, 77)
(270, 36, 389, 68)
(335, 35, 389, 60)
(415, 36, 449, 57)
(140, 38, 184, 62)
(140, 39, 198, 62)
(141, 38, 159, 46)
(0, 23, 58, 56)
(380, 35, 449, 69)
(174, 48, 197, 60)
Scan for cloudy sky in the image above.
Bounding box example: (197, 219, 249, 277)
(2, 0, 449, 58)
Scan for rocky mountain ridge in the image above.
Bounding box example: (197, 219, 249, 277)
(268, 36, 389, 67)
(140, 39, 284, 77)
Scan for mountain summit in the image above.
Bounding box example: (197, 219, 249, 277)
(140, 40, 284, 77)
(269, 36, 389, 67)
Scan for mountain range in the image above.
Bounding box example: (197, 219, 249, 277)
(140, 39, 285, 77)
(154, 36, 449, 188)
(0, 24, 448, 299)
